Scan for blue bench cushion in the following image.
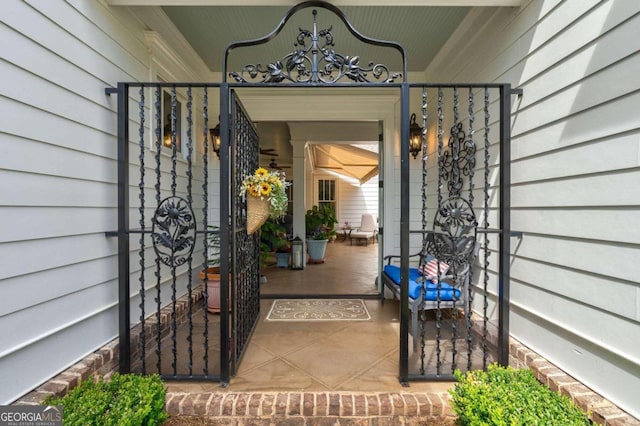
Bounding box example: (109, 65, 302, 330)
(383, 265, 461, 301)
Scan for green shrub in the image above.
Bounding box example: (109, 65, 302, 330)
(44, 373, 167, 426)
(450, 364, 591, 426)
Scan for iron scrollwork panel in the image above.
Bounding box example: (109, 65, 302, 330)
(439, 123, 476, 198)
(427, 197, 478, 274)
(229, 9, 401, 85)
(151, 196, 197, 267)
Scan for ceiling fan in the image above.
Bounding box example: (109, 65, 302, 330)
(268, 158, 290, 170)
(260, 148, 278, 156)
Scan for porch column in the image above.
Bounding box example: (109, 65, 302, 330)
(291, 139, 307, 265)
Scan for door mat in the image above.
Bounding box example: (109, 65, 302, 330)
(266, 299, 371, 321)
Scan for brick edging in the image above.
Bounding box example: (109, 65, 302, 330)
(165, 391, 456, 424)
(12, 302, 640, 425)
(509, 339, 640, 426)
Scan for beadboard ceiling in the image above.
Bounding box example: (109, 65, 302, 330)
(160, 5, 472, 73)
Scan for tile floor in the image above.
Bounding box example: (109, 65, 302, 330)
(164, 240, 459, 395)
(260, 239, 381, 297)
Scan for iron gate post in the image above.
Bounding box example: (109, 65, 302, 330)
(220, 83, 231, 385)
(498, 84, 513, 366)
(399, 82, 410, 384)
(117, 82, 131, 374)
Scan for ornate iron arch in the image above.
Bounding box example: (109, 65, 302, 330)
(223, 0, 407, 85)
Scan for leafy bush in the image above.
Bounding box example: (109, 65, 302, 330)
(450, 364, 591, 426)
(305, 204, 337, 236)
(44, 373, 167, 426)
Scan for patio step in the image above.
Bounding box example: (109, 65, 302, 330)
(165, 391, 457, 425)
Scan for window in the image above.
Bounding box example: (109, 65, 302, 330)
(162, 90, 182, 153)
(317, 179, 336, 212)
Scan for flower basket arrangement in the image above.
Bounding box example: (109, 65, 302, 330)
(241, 167, 290, 235)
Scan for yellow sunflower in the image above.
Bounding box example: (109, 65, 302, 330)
(269, 176, 282, 187)
(248, 184, 260, 197)
(255, 167, 269, 177)
(260, 183, 272, 196)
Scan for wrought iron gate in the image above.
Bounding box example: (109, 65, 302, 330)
(225, 91, 261, 377)
(110, 83, 263, 383)
(398, 84, 519, 382)
(111, 0, 519, 386)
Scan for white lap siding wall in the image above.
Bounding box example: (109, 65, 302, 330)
(0, 0, 213, 404)
(422, 0, 640, 417)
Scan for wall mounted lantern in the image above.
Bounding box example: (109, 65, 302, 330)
(291, 236, 304, 270)
(163, 114, 173, 148)
(409, 113, 423, 159)
(209, 123, 221, 158)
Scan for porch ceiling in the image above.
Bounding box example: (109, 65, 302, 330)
(154, 4, 476, 73)
(121, 0, 490, 73)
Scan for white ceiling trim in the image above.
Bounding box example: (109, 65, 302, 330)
(108, 1, 525, 6)
(130, 7, 213, 80)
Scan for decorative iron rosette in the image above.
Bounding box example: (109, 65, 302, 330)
(439, 123, 476, 198)
(229, 9, 401, 85)
(151, 196, 196, 267)
(428, 197, 478, 272)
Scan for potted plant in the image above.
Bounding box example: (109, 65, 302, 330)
(305, 205, 338, 263)
(274, 241, 291, 268)
(198, 225, 228, 313)
(306, 231, 328, 264)
(259, 219, 288, 269)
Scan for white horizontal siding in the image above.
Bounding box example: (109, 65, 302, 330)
(510, 256, 638, 321)
(0, 59, 114, 131)
(0, 134, 117, 182)
(0, 207, 117, 243)
(426, 0, 640, 417)
(1, 97, 117, 159)
(8, 0, 149, 83)
(1, 307, 119, 409)
(512, 170, 640, 207)
(511, 131, 640, 183)
(0, 171, 117, 208)
(0, 257, 117, 317)
(0, 0, 212, 405)
(0, 234, 116, 281)
(337, 176, 379, 227)
(0, 280, 118, 355)
(507, 233, 638, 285)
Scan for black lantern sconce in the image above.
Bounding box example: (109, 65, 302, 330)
(209, 122, 221, 158)
(409, 113, 423, 159)
(291, 236, 304, 270)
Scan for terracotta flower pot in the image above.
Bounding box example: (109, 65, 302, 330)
(198, 267, 231, 313)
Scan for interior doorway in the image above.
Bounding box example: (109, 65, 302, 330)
(254, 121, 382, 299)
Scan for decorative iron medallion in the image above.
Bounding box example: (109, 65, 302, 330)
(151, 196, 196, 267)
(428, 198, 478, 272)
(229, 9, 401, 84)
(439, 123, 476, 198)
